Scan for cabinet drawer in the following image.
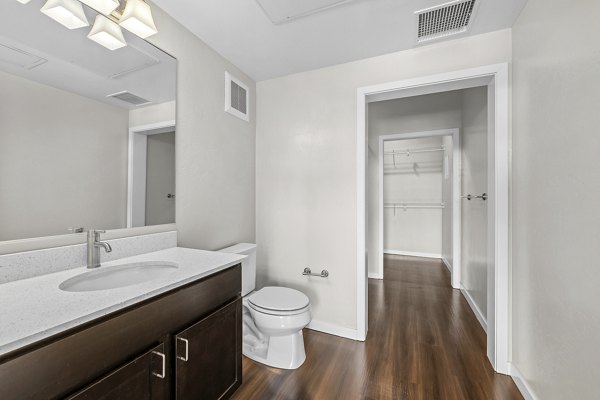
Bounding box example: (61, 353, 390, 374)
(65, 342, 168, 400)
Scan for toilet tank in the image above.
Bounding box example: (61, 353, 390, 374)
(218, 243, 257, 296)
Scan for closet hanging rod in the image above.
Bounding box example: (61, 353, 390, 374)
(384, 146, 445, 156)
(384, 202, 445, 210)
(384, 203, 445, 215)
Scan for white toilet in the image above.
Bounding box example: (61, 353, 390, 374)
(219, 243, 311, 370)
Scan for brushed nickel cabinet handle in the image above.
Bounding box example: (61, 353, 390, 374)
(177, 337, 189, 362)
(152, 351, 166, 379)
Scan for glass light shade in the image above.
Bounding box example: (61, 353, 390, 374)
(119, 0, 157, 39)
(16, 0, 32, 4)
(41, 0, 89, 30)
(88, 14, 127, 50)
(79, 0, 119, 16)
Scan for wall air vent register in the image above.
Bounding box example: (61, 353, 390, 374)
(225, 71, 250, 122)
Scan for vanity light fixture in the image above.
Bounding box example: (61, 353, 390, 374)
(119, 0, 158, 39)
(15, 0, 32, 4)
(87, 14, 126, 50)
(79, 0, 119, 15)
(41, 0, 89, 29)
(33, 0, 159, 50)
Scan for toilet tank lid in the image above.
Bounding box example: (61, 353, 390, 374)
(249, 287, 310, 311)
(218, 243, 256, 255)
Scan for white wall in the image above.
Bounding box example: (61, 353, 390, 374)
(512, 0, 600, 398)
(367, 91, 462, 276)
(148, 4, 257, 250)
(129, 101, 176, 128)
(383, 137, 444, 255)
(256, 30, 512, 331)
(460, 87, 488, 319)
(442, 135, 454, 266)
(0, 70, 129, 241)
(130, 133, 148, 228)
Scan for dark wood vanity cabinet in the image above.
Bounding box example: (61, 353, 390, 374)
(175, 299, 241, 399)
(0, 265, 242, 400)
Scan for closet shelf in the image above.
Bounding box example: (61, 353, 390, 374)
(384, 146, 444, 157)
(384, 146, 445, 168)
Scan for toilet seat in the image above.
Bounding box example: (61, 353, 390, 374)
(248, 302, 311, 316)
(248, 286, 310, 315)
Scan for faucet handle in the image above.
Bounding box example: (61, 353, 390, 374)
(93, 230, 106, 241)
(68, 227, 86, 233)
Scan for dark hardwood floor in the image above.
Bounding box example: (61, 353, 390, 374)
(231, 255, 522, 400)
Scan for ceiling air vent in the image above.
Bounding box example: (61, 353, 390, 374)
(416, 0, 478, 44)
(255, 0, 358, 25)
(225, 72, 250, 122)
(107, 91, 152, 106)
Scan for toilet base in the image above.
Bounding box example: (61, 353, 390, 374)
(243, 330, 306, 370)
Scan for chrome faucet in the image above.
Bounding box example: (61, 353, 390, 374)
(87, 229, 112, 269)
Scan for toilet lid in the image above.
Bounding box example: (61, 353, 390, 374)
(248, 286, 310, 311)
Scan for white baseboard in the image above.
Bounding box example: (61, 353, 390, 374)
(384, 249, 442, 259)
(442, 257, 452, 272)
(510, 364, 538, 400)
(368, 272, 383, 279)
(307, 319, 359, 340)
(460, 285, 487, 333)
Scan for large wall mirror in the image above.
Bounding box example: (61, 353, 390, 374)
(0, 1, 177, 242)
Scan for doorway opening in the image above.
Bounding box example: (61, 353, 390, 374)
(127, 120, 176, 228)
(373, 129, 461, 289)
(357, 64, 509, 374)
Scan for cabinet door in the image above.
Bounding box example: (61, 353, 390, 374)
(175, 298, 242, 400)
(66, 342, 169, 400)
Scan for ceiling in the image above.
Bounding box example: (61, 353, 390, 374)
(1, 0, 176, 109)
(151, 0, 527, 81)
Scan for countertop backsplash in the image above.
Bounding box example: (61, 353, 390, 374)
(0, 231, 177, 284)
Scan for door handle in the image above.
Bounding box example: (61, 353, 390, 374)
(152, 351, 166, 379)
(461, 193, 487, 201)
(177, 337, 189, 362)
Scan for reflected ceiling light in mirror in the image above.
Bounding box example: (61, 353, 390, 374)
(79, 0, 119, 16)
(119, 0, 157, 39)
(41, 0, 89, 29)
(88, 14, 127, 50)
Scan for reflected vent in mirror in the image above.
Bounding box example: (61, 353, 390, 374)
(225, 71, 249, 122)
(416, 0, 478, 44)
(107, 90, 152, 106)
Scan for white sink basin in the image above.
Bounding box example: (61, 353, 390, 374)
(59, 261, 179, 292)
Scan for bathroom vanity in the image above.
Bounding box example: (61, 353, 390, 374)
(0, 245, 245, 400)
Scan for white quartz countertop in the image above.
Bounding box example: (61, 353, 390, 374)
(0, 247, 245, 357)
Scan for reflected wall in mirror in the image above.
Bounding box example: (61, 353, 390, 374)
(0, 1, 177, 242)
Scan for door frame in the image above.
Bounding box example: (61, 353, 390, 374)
(356, 63, 510, 374)
(377, 129, 461, 288)
(127, 120, 176, 228)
